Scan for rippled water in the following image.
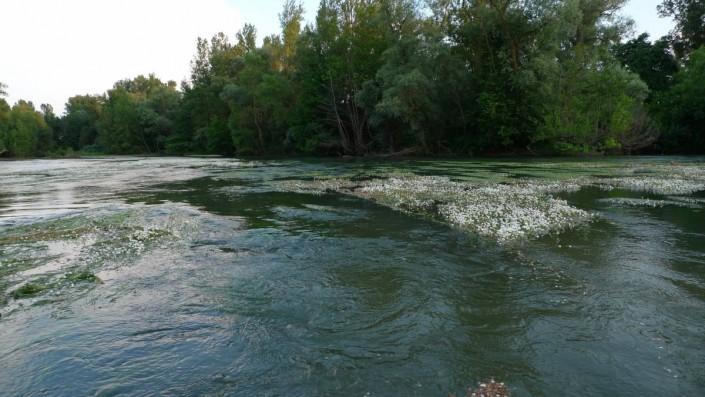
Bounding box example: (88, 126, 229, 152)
(1, 157, 704, 396)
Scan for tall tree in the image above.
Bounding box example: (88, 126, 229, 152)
(4, 100, 50, 157)
(0, 97, 10, 156)
(532, 0, 650, 154)
(4, 0, 689, 157)
(657, 47, 705, 152)
(280, 0, 305, 72)
(615, 33, 680, 93)
(659, 0, 705, 59)
(98, 75, 180, 154)
(62, 95, 103, 149)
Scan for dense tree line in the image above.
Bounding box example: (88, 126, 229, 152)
(1, 0, 704, 158)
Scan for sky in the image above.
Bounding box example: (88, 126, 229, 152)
(0, 0, 673, 114)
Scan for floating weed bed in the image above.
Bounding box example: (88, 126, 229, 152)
(277, 176, 593, 243)
(596, 177, 705, 196)
(359, 177, 592, 243)
(603, 162, 705, 195)
(275, 161, 705, 243)
(599, 197, 703, 209)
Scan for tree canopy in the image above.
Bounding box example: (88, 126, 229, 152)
(2, 0, 704, 158)
(658, 0, 705, 59)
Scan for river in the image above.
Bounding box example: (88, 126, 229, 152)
(0, 157, 704, 396)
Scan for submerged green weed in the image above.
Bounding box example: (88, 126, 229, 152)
(0, 206, 185, 310)
(65, 272, 102, 283)
(12, 283, 48, 299)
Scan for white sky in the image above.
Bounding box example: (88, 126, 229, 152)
(0, 0, 673, 114)
(622, 0, 674, 40)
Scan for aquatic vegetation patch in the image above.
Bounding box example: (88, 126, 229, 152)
(12, 282, 48, 299)
(273, 161, 705, 243)
(668, 195, 705, 206)
(0, 204, 203, 311)
(0, 254, 43, 278)
(5, 271, 102, 304)
(596, 177, 705, 196)
(438, 185, 590, 242)
(65, 271, 102, 284)
(599, 197, 702, 209)
(0, 224, 94, 246)
(360, 177, 592, 242)
(593, 162, 705, 196)
(277, 176, 592, 243)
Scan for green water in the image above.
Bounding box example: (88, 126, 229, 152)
(0, 157, 704, 396)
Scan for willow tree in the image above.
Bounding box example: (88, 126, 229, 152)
(294, 0, 417, 155)
(533, 0, 649, 153)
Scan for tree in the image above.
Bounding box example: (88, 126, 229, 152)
(62, 95, 103, 149)
(174, 29, 251, 155)
(615, 33, 679, 93)
(4, 100, 50, 157)
(37, 104, 58, 154)
(4, 0, 686, 157)
(435, 0, 549, 151)
(657, 47, 705, 152)
(0, 98, 10, 156)
(659, 0, 705, 59)
(222, 50, 296, 154)
(294, 0, 401, 155)
(357, 3, 448, 152)
(530, 0, 651, 154)
(98, 75, 180, 154)
(279, 0, 305, 72)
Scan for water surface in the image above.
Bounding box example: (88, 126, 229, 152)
(1, 157, 704, 396)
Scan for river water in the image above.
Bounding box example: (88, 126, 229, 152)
(0, 157, 703, 396)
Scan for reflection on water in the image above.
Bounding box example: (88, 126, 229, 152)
(0, 157, 704, 396)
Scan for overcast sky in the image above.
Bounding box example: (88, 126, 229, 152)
(0, 0, 673, 114)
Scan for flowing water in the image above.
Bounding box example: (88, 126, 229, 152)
(0, 157, 704, 396)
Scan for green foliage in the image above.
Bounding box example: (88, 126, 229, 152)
(4, 0, 701, 157)
(0, 98, 10, 155)
(0, 100, 52, 157)
(615, 34, 680, 93)
(62, 95, 103, 149)
(656, 47, 705, 152)
(537, 65, 649, 152)
(658, 0, 705, 59)
(97, 75, 180, 154)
